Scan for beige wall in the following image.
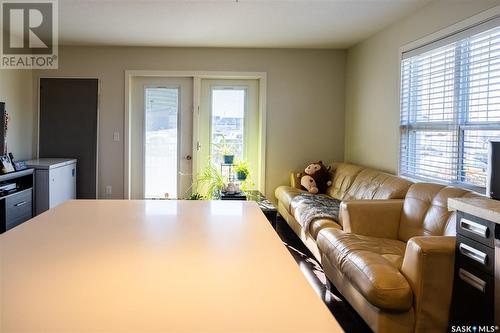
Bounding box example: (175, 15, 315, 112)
(0, 70, 33, 161)
(344, 0, 500, 173)
(34, 47, 346, 199)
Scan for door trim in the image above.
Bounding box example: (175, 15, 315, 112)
(124, 70, 267, 200)
(36, 76, 100, 199)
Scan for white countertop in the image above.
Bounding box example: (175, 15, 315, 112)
(25, 158, 77, 169)
(0, 200, 342, 332)
(448, 197, 500, 224)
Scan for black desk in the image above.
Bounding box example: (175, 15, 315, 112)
(219, 190, 278, 228)
(0, 168, 34, 233)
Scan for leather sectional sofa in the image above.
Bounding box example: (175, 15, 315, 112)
(275, 162, 413, 260)
(275, 162, 477, 333)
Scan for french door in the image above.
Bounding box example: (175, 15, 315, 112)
(196, 79, 260, 194)
(130, 77, 193, 199)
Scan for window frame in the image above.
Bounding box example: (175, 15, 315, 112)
(398, 11, 500, 193)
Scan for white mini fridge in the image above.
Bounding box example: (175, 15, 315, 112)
(26, 158, 77, 215)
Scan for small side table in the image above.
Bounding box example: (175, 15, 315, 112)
(219, 190, 278, 228)
(246, 190, 278, 228)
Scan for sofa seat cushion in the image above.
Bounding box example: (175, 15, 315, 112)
(290, 194, 341, 230)
(274, 186, 306, 212)
(310, 219, 342, 239)
(317, 229, 412, 311)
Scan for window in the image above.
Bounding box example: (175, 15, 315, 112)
(210, 88, 246, 165)
(400, 19, 500, 191)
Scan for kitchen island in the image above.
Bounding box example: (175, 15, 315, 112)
(0, 200, 342, 332)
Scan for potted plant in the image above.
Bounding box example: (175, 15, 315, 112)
(235, 160, 250, 181)
(222, 146, 234, 164)
(197, 163, 224, 199)
(186, 192, 204, 200)
(214, 135, 234, 164)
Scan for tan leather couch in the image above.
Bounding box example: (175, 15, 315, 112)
(317, 183, 478, 333)
(274, 162, 413, 260)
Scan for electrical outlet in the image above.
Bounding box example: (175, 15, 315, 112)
(105, 185, 112, 195)
(113, 132, 120, 142)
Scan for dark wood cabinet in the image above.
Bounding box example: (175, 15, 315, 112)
(0, 169, 34, 233)
(450, 211, 497, 326)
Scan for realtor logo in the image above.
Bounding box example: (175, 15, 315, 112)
(1, 0, 58, 69)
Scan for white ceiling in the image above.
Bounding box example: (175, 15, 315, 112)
(59, 0, 432, 49)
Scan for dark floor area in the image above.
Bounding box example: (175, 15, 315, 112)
(274, 215, 373, 333)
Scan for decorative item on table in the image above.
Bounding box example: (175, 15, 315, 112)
(0, 155, 15, 174)
(235, 159, 249, 181)
(223, 181, 240, 195)
(0, 102, 8, 155)
(13, 160, 27, 171)
(9, 153, 27, 171)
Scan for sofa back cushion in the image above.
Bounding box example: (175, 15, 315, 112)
(398, 183, 474, 242)
(343, 168, 413, 201)
(326, 163, 365, 200)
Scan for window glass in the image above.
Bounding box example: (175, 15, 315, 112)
(144, 87, 178, 199)
(210, 88, 245, 165)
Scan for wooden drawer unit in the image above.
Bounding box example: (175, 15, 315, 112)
(5, 189, 32, 230)
(457, 212, 495, 247)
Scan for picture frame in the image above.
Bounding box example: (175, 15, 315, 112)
(0, 155, 15, 174)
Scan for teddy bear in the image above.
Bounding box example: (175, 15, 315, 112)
(297, 161, 333, 194)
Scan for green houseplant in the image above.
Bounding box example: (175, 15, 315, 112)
(213, 135, 234, 164)
(197, 162, 224, 199)
(186, 192, 204, 200)
(235, 160, 250, 181)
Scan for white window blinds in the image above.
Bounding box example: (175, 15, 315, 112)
(400, 17, 500, 190)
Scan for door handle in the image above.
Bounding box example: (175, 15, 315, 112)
(186, 155, 192, 160)
(459, 243, 488, 265)
(460, 218, 489, 238)
(458, 268, 486, 293)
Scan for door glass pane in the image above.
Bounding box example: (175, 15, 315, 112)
(144, 87, 178, 199)
(210, 88, 245, 165)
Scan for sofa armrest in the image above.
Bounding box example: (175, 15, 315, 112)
(401, 236, 456, 333)
(290, 172, 302, 189)
(339, 199, 403, 239)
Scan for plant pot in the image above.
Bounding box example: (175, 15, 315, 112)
(223, 155, 234, 164)
(236, 171, 247, 181)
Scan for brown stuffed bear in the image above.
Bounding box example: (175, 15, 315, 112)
(297, 161, 332, 194)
